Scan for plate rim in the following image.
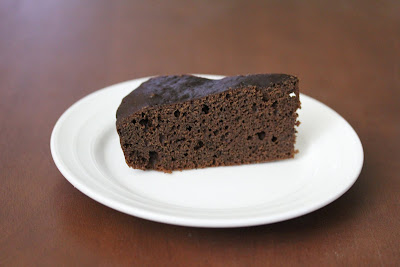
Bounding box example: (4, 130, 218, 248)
(50, 75, 364, 228)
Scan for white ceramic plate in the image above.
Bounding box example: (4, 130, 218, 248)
(51, 75, 363, 228)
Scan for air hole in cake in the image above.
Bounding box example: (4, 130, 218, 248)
(174, 110, 180, 117)
(131, 119, 136, 124)
(202, 104, 209, 114)
(272, 136, 277, 142)
(257, 131, 266, 140)
(194, 141, 204, 150)
(247, 136, 253, 140)
(226, 94, 231, 99)
(262, 95, 268, 102)
(148, 151, 158, 167)
(159, 134, 164, 144)
(252, 103, 258, 112)
(186, 126, 192, 131)
(272, 101, 278, 115)
(184, 153, 188, 157)
(139, 118, 149, 127)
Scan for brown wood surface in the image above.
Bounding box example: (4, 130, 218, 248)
(1, 0, 399, 266)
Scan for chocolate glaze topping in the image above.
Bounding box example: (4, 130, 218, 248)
(116, 74, 296, 122)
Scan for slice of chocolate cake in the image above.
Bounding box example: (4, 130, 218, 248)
(116, 74, 300, 173)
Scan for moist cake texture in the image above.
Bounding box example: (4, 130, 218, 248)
(116, 74, 300, 172)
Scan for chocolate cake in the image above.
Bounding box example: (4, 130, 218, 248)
(116, 74, 300, 172)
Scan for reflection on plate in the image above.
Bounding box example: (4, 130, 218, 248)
(51, 75, 363, 228)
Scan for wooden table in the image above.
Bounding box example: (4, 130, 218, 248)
(1, 1, 399, 266)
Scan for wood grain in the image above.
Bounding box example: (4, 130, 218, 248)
(1, 0, 399, 266)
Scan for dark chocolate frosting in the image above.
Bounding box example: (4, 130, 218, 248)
(116, 74, 296, 122)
